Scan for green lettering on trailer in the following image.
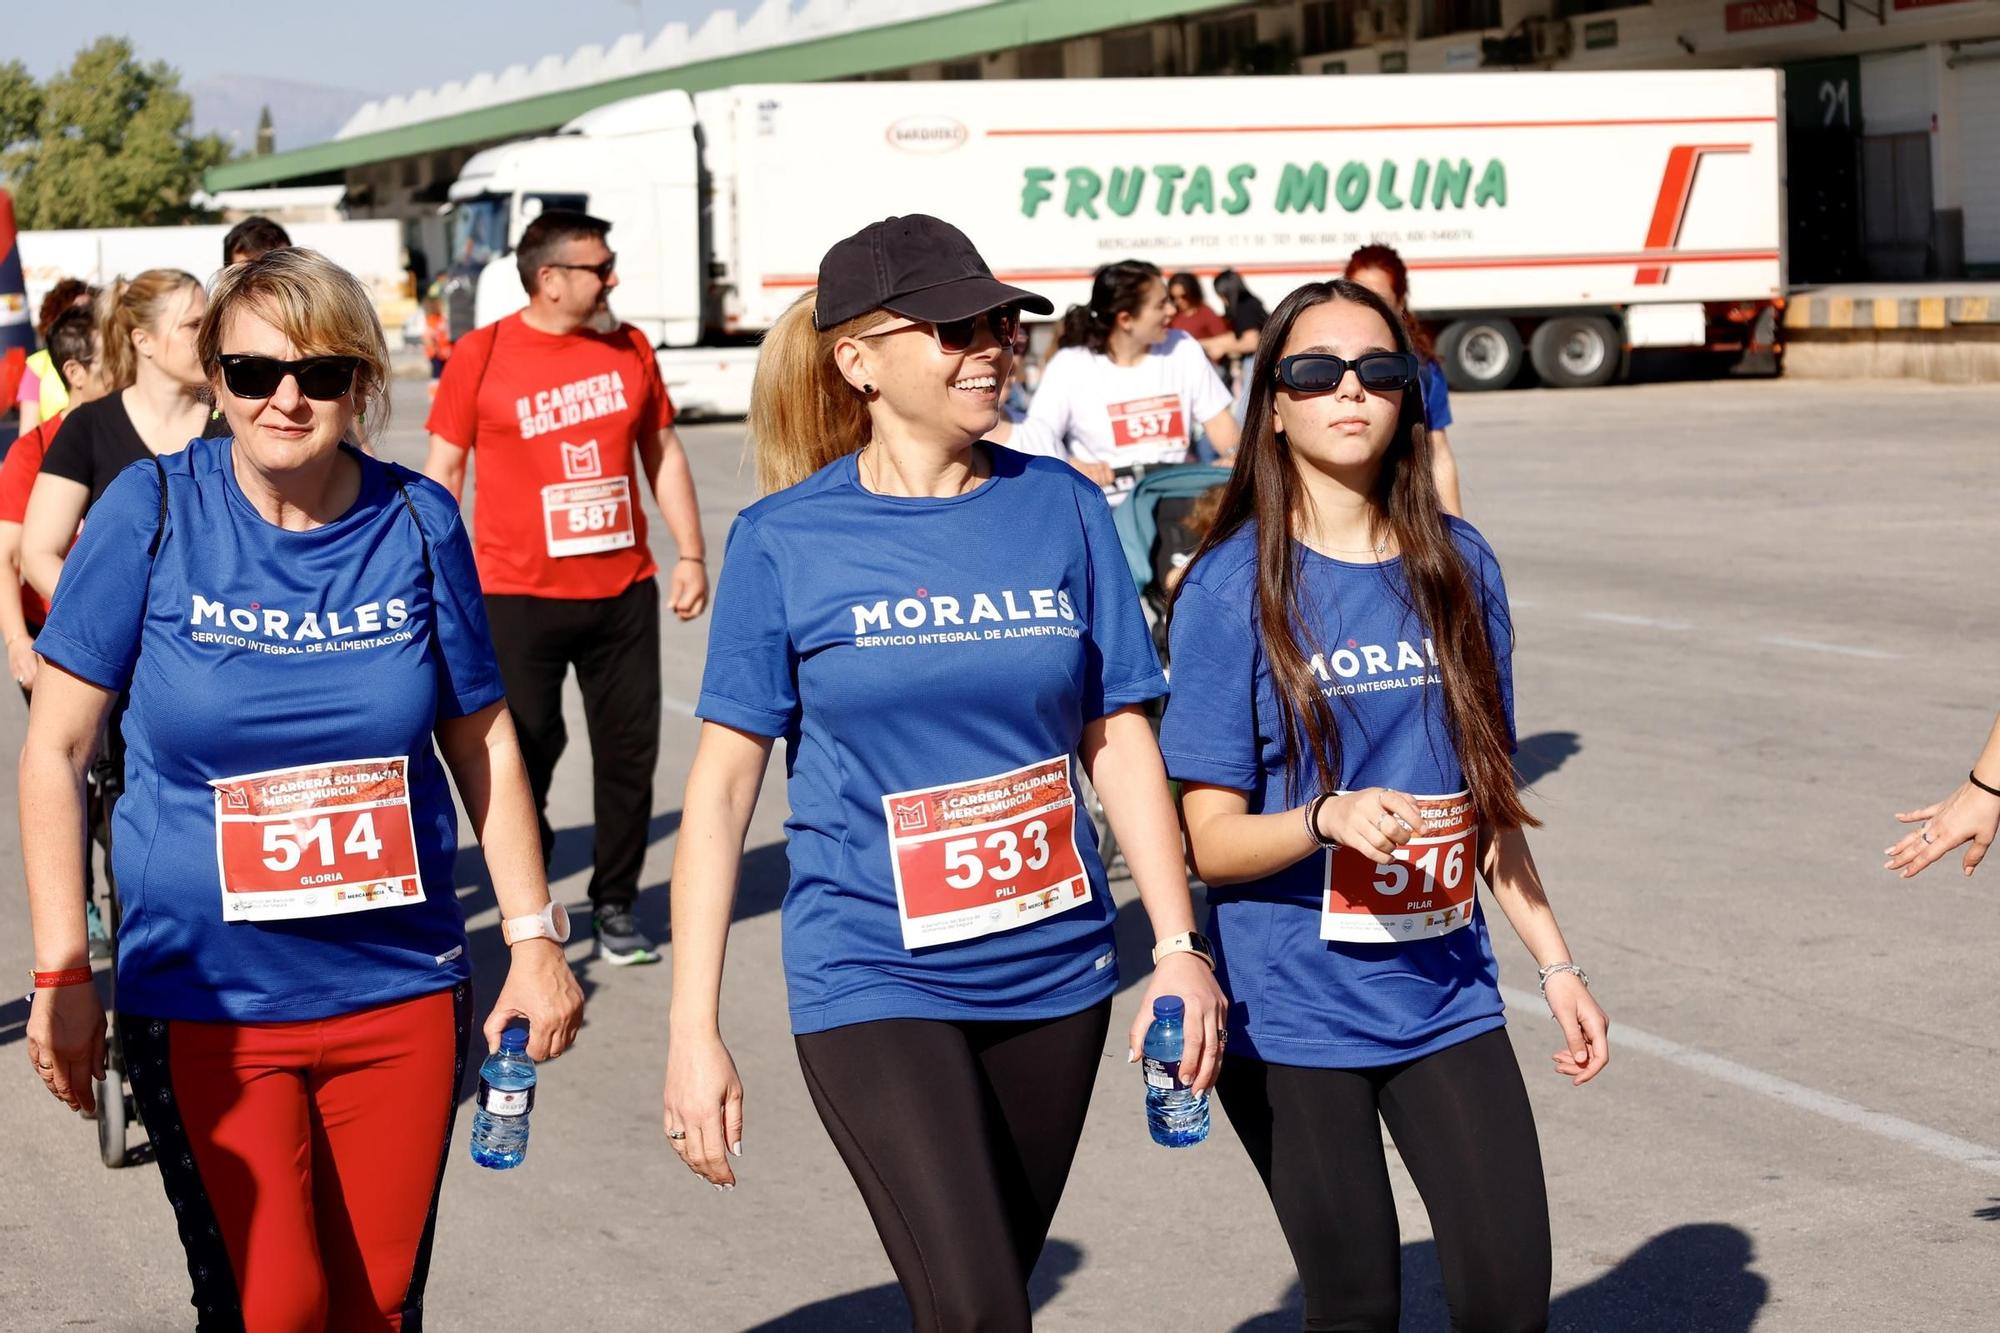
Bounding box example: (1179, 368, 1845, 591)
(1334, 162, 1369, 212)
(1275, 162, 1328, 213)
(1020, 167, 1056, 218)
(1064, 167, 1102, 218)
(1474, 160, 1507, 208)
(1431, 159, 1472, 210)
(1151, 164, 1185, 215)
(1181, 165, 1216, 214)
(1222, 164, 1257, 214)
(1106, 167, 1145, 217)
(1375, 161, 1405, 210)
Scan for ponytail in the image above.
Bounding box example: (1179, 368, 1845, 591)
(746, 293, 890, 494)
(1056, 259, 1161, 356)
(99, 268, 202, 392)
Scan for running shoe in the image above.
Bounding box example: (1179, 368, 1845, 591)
(594, 908, 660, 966)
(85, 901, 111, 960)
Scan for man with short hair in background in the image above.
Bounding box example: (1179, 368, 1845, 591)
(423, 209, 707, 965)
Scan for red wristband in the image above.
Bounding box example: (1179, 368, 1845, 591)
(32, 966, 92, 989)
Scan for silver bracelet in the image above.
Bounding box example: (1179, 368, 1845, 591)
(1537, 961, 1589, 996)
(1304, 793, 1340, 849)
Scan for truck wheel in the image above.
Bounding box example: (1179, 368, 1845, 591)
(1438, 319, 1524, 392)
(1528, 316, 1620, 389)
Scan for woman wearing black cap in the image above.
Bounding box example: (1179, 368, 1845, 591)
(661, 215, 1226, 1329)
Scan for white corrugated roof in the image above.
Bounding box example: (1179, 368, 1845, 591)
(335, 0, 994, 140)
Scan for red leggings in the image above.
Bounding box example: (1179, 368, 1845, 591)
(124, 982, 469, 1332)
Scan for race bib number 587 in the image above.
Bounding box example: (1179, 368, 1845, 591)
(211, 758, 424, 922)
(882, 756, 1091, 950)
(1322, 790, 1479, 944)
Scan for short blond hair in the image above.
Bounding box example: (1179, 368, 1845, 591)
(198, 248, 391, 439)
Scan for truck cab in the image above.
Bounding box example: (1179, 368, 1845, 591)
(443, 90, 704, 350)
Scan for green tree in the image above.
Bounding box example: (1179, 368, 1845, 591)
(0, 38, 231, 229)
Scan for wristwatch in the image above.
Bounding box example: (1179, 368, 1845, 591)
(1151, 930, 1216, 969)
(502, 900, 572, 947)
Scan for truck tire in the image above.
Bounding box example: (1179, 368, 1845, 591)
(1438, 319, 1525, 392)
(1528, 316, 1620, 389)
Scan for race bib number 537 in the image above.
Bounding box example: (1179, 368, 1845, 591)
(211, 758, 424, 921)
(1322, 790, 1479, 944)
(882, 756, 1091, 950)
(1107, 394, 1188, 455)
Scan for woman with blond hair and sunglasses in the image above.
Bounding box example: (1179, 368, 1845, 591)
(663, 215, 1226, 1331)
(1159, 279, 1609, 1332)
(21, 248, 582, 1330)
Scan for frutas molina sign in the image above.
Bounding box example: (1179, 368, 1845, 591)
(1019, 159, 1509, 219)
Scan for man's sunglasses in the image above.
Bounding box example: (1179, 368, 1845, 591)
(1274, 351, 1419, 394)
(218, 354, 361, 400)
(864, 306, 1020, 354)
(548, 256, 617, 282)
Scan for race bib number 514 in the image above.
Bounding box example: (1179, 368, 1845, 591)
(883, 756, 1091, 950)
(211, 758, 424, 922)
(1322, 790, 1479, 944)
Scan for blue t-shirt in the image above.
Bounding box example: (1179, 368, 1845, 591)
(696, 446, 1167, 1034)
(1420, 357, 1453, 433)
(35, 436, 506, 1023)
(1157, 518, 1514, 1068)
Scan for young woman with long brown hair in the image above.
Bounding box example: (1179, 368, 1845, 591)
(1157, 279, 1609, 1332)
(662, 216, 1226, 1331)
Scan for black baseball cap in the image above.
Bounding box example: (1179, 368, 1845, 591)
(813, 214, 1053, 331)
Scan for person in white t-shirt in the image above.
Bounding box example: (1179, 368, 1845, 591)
(997, 260, 1238, 499)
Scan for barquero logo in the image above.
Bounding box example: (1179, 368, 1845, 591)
(886, 115, 970, 155)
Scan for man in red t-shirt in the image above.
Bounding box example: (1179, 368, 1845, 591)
(424, 210, 708, 965)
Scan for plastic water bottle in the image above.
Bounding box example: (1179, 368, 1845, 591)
(1143, 996, 1209, 1148)
(470, 1028, 536, 1169)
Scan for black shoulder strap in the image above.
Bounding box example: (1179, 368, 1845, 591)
(388, 469, 435, 579)
(148, 454, 168, 557)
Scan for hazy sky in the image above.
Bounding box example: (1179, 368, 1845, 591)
(13, 0, 729, 96)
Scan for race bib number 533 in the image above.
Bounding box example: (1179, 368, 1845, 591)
(882, 756, 1091, 950)
(1322, 790, 1479, 944)
(211, 758, 424, 921)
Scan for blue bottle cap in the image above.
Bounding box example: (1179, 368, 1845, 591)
(1152, 996, 1185, 1019)
(500, 1027, 530, 1053)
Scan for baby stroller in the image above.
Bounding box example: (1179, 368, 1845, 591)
(1110, 465, 1233, 666)
(1088, 466, 1231, 876)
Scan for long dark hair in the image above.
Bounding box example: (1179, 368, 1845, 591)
(1058, 259, 1160, 354)
(1345, 243, 1437, 361)
(1171, 279, 1535, 830)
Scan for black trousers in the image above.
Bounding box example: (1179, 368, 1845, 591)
(1217, 1027, 1552, 1333)
(482, 578, 660, 911)
(794, 999, 1113, 1333)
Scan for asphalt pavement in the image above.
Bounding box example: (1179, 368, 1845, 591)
(1, 373, 1995, 1331)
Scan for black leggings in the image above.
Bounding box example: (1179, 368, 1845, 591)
(794, 999, 1112, 1333)
(1217, 1027, 1551, 1333)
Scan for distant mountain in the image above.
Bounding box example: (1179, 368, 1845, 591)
(191, 75, 376, 155)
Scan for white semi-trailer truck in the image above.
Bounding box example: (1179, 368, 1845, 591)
(445, 70, 1784, 416)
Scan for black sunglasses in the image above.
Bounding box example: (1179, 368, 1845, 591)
(1274, 351, 1419, 394)
(548, 255, 617, 282)
(868, 306, 1020, 355)
(217, 354, 361, 400)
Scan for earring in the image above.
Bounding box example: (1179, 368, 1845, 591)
(861, 383, 874, 396)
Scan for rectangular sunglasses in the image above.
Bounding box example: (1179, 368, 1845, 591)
(1274, 351, 1419, 394)
(870, 306, 1020, 354)
(218, 354, 362, 400)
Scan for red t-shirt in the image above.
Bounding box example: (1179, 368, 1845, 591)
(1170, 305, 1231, 346)
(0, 410, 65, 628)
(425, 313, 674, 599)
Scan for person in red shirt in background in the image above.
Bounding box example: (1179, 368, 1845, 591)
(422, 293, 452, 401)
(1167, 271, 1233, 364)
(423, 210, 708, 965)
(0, 306, 107, 694)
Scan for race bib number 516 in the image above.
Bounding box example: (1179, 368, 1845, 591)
(883, 756, 1091, 950)
(1322, 790, 1479, 944)
(211, 758, 424, 922)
